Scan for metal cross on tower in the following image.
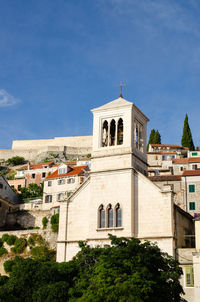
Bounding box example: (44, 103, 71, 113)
(117, 81, 125, 98)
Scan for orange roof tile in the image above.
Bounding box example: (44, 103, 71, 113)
(173, 157, 200, 164)
(18, 162, 54, 170)
(182, 170, 200, 176)
(149, 175, 182, 181)
(45, 165, 88, 180)
(150, 144, 188, 149)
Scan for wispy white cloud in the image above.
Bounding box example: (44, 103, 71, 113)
(0, 89, 20, 107)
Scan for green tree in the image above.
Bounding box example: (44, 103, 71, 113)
(19, 183, 43, 200)
(71, 235, 185, 302)
(147, 129, 161, 151)
(0, 236, 185, 302)
(181, 114, 195, 150)
(6, 156, 25, 166)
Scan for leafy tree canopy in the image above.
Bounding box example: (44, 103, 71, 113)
(0, 235, 185, 302)
(6, 156, 25, 166)
(181, 114, 195, 151)
(19, 183, 43, 200)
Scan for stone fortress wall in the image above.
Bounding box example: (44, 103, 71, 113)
(0, 136, 93, 161)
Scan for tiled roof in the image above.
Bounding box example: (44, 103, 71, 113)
(18, 162, 54, 170)
(45, 165, 87, 180)
(149, 175, 181, 181)
(147, 152, 177, 155)
(173, 157, 200, 164)
(150, 144, 188, 149)
(182, 170, 200, 177)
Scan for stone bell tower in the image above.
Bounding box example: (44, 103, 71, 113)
(91, 95, 149, 175)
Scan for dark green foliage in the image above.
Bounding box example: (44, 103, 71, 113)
(19, 183, 43, 200)
(1, 234, 9, 243)
(0, 247, 8, 257)
(11, 238, 27, 254)
(42, 216, 48, 229)
(147, 129, 161, 151)
(30, 245, 56, 261)
(0, 276, 8, 286)
(50, 213, 59, 233)
(0, 239, 3, 248)
(181, 114, 195, 150)
(0, 257, 77, 302)
(6, 235, 17, 246)
(6, 156, 25, 166)
(0, 236, 185, 302)
(27, 237, 35, 247)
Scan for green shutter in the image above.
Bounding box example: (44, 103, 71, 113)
(189, 185, 195, 193)
(189, 202, 195, 210)
(192, 152, 198, 156)
(185, 265, 194, 287)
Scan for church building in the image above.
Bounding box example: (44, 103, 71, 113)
(57, 95, 194, 262)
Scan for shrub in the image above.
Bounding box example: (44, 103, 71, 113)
(6, 235, 17, 246)
(11, 238, 27, 254)
(0, 238, 3, 248)
(1, 234, 9, 243)
(27, 236, 35, 247)
(42, 216, 48, 229)
(50, 214, 59, 233)
(6, 156, 25, 166)
(0, 247, 8, 257)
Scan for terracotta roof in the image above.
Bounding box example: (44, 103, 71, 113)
(149, 175, 181, 181)
(18, 162, 54, 170)
(45, 165, 87, 180)
(173, 157, 200, 164)
(150, 144, 188, 149)
(182, 170, 200, 177)
(147, 152, 177, 155)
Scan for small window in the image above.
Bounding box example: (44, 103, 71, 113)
(189, 185, 195, 193)
(108, 205, 113, 228)
(185, 266, 194, 287)
(42, 172, 46, 178)
(48, 181, 52, 187)
(45, 195, 52, 203)
(57, 193, 64, 201)
(192, 152, 198, 156)
(18, 185, 21, 190)
(99, 205, 105, 228)
(189, 202, 195, 211)
(180, 167, 183, 171)
(67, 178, 75, 184)
(0, 183, 3, 189)
(116, 204, 122, 227)
(154, 155, 158, 160)
(162, 155, 166, 160)
(192, 165, 197, 170)
(0, 202, 1, 207)
(58, 168, 66, 175)
(32, 173, 35, 179)
(58, 179, 65, 185)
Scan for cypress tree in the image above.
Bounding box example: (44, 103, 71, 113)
(181, 114, 195, 150)
(147, 129, 161, 151)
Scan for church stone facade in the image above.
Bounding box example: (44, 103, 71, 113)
(57, 96, 194, 262)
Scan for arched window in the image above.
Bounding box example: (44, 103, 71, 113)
(99, 205, 105, 228)
(117, 118, 123, 145)
(102, 120, 108, 147)
(110, 119, 116, 146)
(116, 204, 122, 227)
(108, 204, 113, 227)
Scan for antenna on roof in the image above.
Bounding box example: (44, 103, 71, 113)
(117, 81, 125, 98)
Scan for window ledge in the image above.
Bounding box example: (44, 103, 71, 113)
(96, 227, 123, 231)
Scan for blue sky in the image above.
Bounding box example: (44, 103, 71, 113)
(0, 0, 200, 149)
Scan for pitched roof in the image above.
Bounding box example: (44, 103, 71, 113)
(18, 162, 54, 170)
(173, 157, 200, 164)
(45, 165, 87, 180)
(148, 175, 181, 182)
(150, 144, 188, 149)
(182, 170, 200, 177)
(91, 97, 149, 121)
